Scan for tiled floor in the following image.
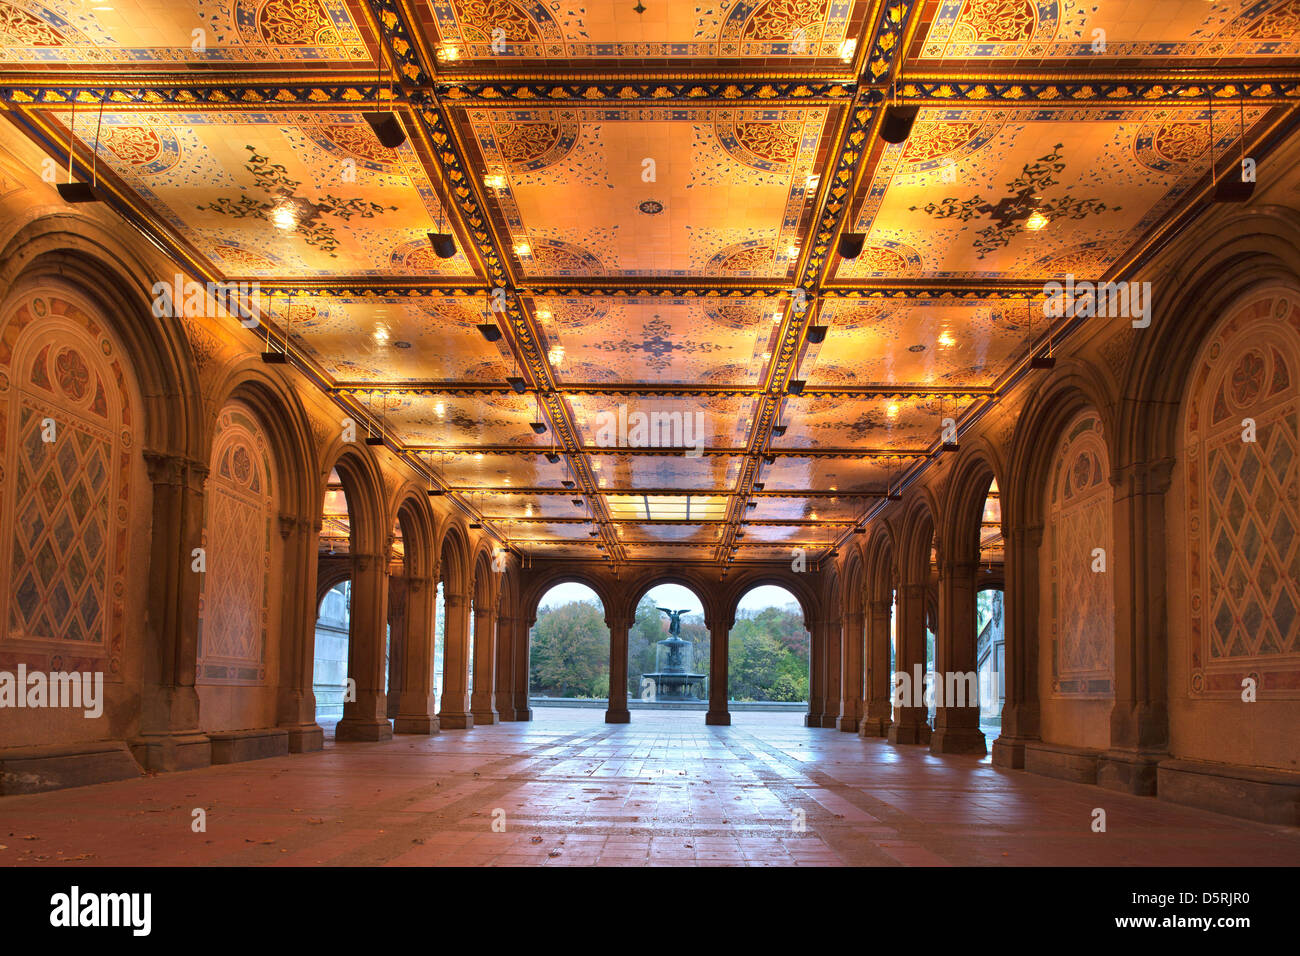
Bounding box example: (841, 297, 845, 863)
(2, 709, 1297, 866)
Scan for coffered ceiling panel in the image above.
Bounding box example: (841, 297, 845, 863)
(426, 451, 567, 489)
(834, 105, 1269, 282)
(0, 0, 373, 67)
(481, 493, 589, 520)
(379, 391, 550, 446)
(742, 523, 844, 545)
(915, 0, 1300, 65)
(48, 108, 472, 278)
(535, 296, 781, 386)
(749, 496, 866, 522)
(759, 456, 901, 493)
(292, 296, 509, 382)
(458, 105, 837, 278)
(586, 454, 744, 492)
(569, 394, 759, 450)
(618, 523, 723, 544)
(772, 394, 982, 450)
(811, 298, 1028, 388)
(419, 0, 870, 67)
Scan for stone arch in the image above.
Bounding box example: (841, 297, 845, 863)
(385, 487, 438, 728)
(318, 442, 391, 741)
(435, 520, 475, 728)
(1121, 206, 1300, 469)
(520, 567, 616, 629)
(620, 568, 722, 631)
(622, 568, 719, 723)
(1168, 283, 1300, 772)
(0, 217, 203, 461)
(859, 523, 898, 736)
(0, 277, 155, 752)
(720, 567, 819, 632)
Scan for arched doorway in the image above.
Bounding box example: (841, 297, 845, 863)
(528, 582, 610, 718)
(628, 583, 709, 720)
(313, 580, 351, 728)
(727, 584, 810, 726)
(312, 468, 353, 733)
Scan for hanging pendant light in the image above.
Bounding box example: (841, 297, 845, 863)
(363, 42, 407, 149)
(57, 95, 105, 204)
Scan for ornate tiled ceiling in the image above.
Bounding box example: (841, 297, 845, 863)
(5, 0, 1299, 569)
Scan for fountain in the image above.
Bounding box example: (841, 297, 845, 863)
(641, 607, 706, 701)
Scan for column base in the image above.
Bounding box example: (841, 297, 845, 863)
(393, 715, 439, 735)
(817, 714, 839, 728)
(281, 722, 325, 753)
(1157, 757, 1300, 827)
(888, 719, 932, 745)
(0, 741, 144, 795)
(1098, 749, 1164, 796)
(512, 707, 533, 722)
(605, 709, 631, 724)
(990, 734, 1035, 769)
(334, 718, 393, 742)
(836, 716, 860, 732)
(209, 728, 289, 764)
(438, 712, 475, 730)
(129, 732, 211, 772)
(803, 713, 820, 727)
(470, 711, 499, 726)
(930, 726, 987, 756)
(705, 710, 731, 726)
(858, 716, 891, 738)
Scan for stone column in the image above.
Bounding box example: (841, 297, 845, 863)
(992, 523, 1042, 768)
(820, 616, 842, 727)
(513, 616, 534, 721)
(837, 609, 864, 731)
(131, 452, 212, 771)
(276, 516, 324, 752)
(805, 616, 824, 727)
(888, 583, 932, 744)
(1099, 458, 1173, 795)
(438, 592, 473, 728)
(705, 614, 732, 726)
(606, 613, 631, 723)
(385, 574, 407, 720)
(470, 605, 499, 724)
(931, 559, 987, 754)
(335, 549, 393, 741)
(860, 597, 894, 736)
(394, 573, 438, 734)
(494, 613, 517, 722)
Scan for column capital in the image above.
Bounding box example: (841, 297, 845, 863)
(868, 598, 893, 614)
(1111, 457, 1175, 498)
(445, 592, 467, 609)
(143, 450, 208, 491)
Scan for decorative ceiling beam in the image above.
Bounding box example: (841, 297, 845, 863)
(238, 281, 1058, 298)
(437, 80, 857, 104)
(713, 0, 926, 564)
(456, 487, 883, 498)
(334, 382, 994, 398)
(407, 444, 929, 458)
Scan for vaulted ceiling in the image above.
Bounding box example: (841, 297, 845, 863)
(5, 0, 1299, 568)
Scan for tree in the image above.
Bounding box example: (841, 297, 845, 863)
(727, 603, 810, 702)
(529, 600, 609, 698)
